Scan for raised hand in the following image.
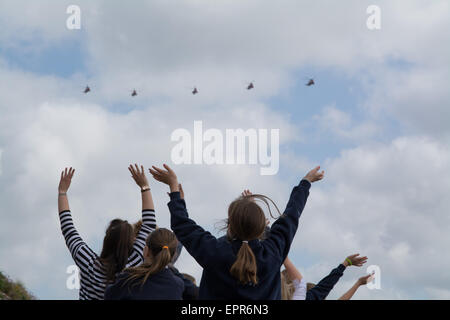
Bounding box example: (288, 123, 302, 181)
(242, 189, 253, 197)
(343, 253, 368, 267)
(59, 167, 75, 193)
(149, 164, 179, 192)
(303, 166, 325, 183)
(128, 164, 150, 190)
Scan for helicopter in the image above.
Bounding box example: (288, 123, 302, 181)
(247, 82, 254, 90)
(306, 78, 315, 86)
(131, 89, 137, 97)
(192, 87, 198, 95)
(83, 86, 91, 94)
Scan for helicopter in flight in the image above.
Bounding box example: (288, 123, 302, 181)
(83, 86, 91, 94)
(306, 78, 315, 86)
(247, 82, 254, 90)
(131, 89, 137, 97)
(192, 87, 198, 95)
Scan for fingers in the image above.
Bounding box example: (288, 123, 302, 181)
(62, 167, 75, 179)
(151, 166, 167, 174)
(163, 163, 174, 174)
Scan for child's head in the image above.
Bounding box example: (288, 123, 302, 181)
(228, 193, 280, 285)
(133, 219, 143, 239)
(143, 227, 178, 261)
(125, 228, 178, 287)
(100, 219, 134, 283)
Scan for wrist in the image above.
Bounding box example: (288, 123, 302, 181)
(169, 182, 180, 193)
(58, 191, 67, 196)
(141, 185, 150, 192)
(343, 258, 352, 267)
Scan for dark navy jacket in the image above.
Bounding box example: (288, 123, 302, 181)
(104, 267, 184, 300)
(168, 179, 311, 300)
(306, 264, 346, 300)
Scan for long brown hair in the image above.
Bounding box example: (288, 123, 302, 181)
(123, 228, 177, 288)
(99, 219, 134, 283)
(228, 194, 281, 285)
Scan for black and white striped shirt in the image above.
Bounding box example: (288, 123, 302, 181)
(59, 209, 156, 300)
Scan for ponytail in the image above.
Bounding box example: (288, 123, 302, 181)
(230, 242, 258, 285)
(124, 247, 172, 288)
(123, 228, 177, 288)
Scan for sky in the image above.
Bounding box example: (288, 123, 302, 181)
(0, 0, 449, 300)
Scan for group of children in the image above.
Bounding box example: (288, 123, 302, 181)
(57, 164, 371, 300)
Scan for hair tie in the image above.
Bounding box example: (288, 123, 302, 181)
(162, 246, 169, 250)
(242, 240, 248, 244)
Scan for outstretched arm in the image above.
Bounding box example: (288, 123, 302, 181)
(306, 254, 368, 300)
(58, 167, 74, 213)
(150, 164, 220, 269)
(127, 164, 157, 267)
(283, 257, 303, 281)
(58, 167, 97, 264)
(129, 164, 154, 211)
(263, 166, 324, 260)
(338, 274, 372, 300)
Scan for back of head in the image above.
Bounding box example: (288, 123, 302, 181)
(125, 228, 178, 287)
(228, 194, 278, 285)
(133, 219, 143, 238)
(100, 219, 134, 283)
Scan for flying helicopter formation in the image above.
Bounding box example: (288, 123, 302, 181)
(82, 79, 314, 96)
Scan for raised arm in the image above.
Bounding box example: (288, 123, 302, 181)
(283, 257, 303, 281)
(264, 166, 324, 260)
(58, 167, 96, 263)
(338, 274, 372, 300)
(127, 164, 157, 267)
(150, 164, 220, 269)
(58, 167, 74, 213)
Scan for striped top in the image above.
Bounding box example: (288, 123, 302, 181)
(59, 209, 156, 300)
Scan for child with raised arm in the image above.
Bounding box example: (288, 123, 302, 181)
(57, 165, 156, 300)
(281, 255, 369, 300)
(149, 164, 324, 300)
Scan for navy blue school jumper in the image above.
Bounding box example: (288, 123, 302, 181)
(306, 264, 346, 300)
(168, 179, 311, 300)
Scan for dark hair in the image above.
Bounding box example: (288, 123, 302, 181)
(228, 194, 281, 285)
(123, 228, 177, 288)
(98, 219, 134, 283)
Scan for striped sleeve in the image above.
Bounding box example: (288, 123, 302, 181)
(59, 210, 97, 267)
(126, 209, 156, 268)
